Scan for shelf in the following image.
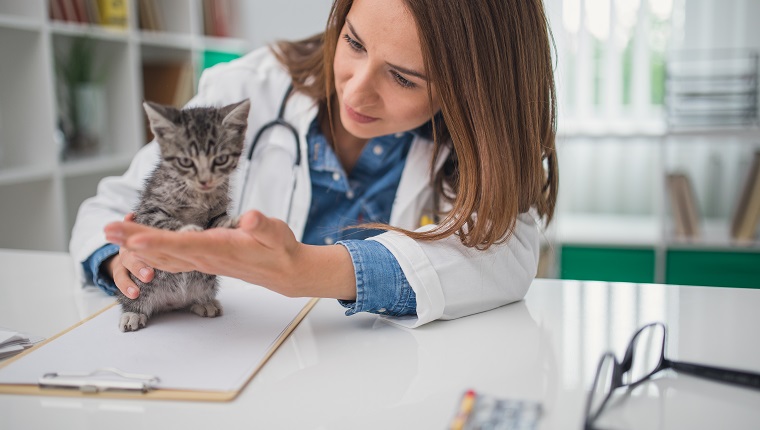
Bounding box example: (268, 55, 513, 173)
(0, 26, 57, 172)
(0, 14, 42, 31)
(137, 30, 194, 50)
(49, 21, 130, 41)
(0, 179, 62, 251)
(60, 153, 135, 177)
(554, 214, 661, 247)
(199, 35, 249, 53)
(0, 0, 277, 252)
(558, 122, 760, 140)
(0, 2, 44, 20)
(664, 124, 760, 138)
(666, 219, 760, 251)
(557, 120, 667, 139)
(0, 165, 55, 187)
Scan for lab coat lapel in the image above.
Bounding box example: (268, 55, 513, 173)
(280, 91, 317, 240)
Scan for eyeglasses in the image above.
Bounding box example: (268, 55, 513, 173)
(584, 322, 760, 429)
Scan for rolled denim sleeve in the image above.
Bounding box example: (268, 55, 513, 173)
(336, 239, 417, 317)
(82, 243, 120, 296)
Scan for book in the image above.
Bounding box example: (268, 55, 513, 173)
(73, 0, 89, 23)
(98, 0, 128, 28)
(203, 0, 233, 37)
(203, 0, 216, 36)
(49, 0, 65, 21)
(730, 151, 760, 242)
(142, 62, 194, 140)
(85, 0, 101, 24)
(138, 0, 163, 32)
(667, 172, 701, 239)
(213, 0, 231, 38)
(172, 63, 195, 108)
(60, 0, 78, 23)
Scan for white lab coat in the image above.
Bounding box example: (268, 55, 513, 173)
(69, 47, 540, 328)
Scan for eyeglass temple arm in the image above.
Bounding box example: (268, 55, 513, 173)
(667, 359, 760, 390)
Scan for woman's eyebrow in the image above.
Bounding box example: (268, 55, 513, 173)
(346, 19, 429, 82)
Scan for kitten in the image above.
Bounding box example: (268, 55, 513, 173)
(117, 99, 251, 332)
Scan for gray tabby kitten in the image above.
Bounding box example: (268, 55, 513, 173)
(117, 99, 250, 332)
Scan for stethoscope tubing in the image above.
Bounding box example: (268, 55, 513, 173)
(238, 84, 302, 220)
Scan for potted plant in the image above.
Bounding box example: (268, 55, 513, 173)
(56, 37, 107, 158)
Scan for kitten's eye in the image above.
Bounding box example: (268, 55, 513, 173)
(214, 155, 230, 166)
(177, 157, 193, 168)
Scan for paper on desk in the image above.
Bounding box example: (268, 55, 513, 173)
(0, 281, 310, 392)
(0, 329, 44, 360)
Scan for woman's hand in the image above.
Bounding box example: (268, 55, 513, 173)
(103, 210, 356, 300)
(106, 213, 155, 299)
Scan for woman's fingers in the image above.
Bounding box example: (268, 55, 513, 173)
(105, 219, 163, 249)
(110, 253, 141, 299)
(119, 247, 154, 283)
(239, 210, 285, 249)
(103, 212, 292, 280)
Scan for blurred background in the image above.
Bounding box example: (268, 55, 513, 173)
(0, 0, 758, 288)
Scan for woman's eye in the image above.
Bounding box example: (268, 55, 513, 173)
(177, 158, 193, 168)
(343, 34, 364, 52)
(392, 71, 416, 89)
(214, 155, 229, 166)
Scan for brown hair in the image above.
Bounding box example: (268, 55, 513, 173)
(273, 0, 558, 249)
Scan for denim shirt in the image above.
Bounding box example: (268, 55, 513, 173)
(302, 119, 416, 316)
(83, 119, 418, 317)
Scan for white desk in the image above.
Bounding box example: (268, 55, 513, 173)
(1, 248, 759, 429)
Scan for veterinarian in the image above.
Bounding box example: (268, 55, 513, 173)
(70, 0, 558, 328)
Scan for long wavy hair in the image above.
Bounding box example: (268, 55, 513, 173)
(273, 0, 558, 249)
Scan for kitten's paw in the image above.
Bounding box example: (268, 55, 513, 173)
(216, 216, 239, 229)
(179, 224, 204, 232)
(119, 312, 148, 332)
(191, 299, 223, 317)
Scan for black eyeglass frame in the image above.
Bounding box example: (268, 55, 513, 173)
(584, 321, 760, 430)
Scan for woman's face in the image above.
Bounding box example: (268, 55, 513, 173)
(333, 0, 439, 140)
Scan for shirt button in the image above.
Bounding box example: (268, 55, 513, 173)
(372, 145, 384, 156)
(346, 190, 354, 199)
(378, 308, 387, 313)
(332, 172, 341, 181)
(324, 237, 334, 245)
(394, 132, 404, 138)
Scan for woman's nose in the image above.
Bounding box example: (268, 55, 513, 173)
(344, 65, 379, 108)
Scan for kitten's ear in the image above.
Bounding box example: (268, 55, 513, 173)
(220, 99, 251, 133)
(143, 101, 179, 140)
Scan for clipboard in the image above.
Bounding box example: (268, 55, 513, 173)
(0, 280, 318, 402)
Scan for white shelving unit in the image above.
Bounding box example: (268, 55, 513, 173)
(0, 0, 252, 251)
(552, 124, 760, 286)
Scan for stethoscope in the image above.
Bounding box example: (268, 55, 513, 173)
(237, 84, 302, 220)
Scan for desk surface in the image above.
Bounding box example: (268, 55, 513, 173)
(1, 248, 759, 429)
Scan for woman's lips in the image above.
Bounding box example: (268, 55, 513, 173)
(345, 104, 379, 124)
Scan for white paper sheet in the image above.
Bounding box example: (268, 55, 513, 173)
(0, 328, 44, 360)
(0, 279, 310, 392)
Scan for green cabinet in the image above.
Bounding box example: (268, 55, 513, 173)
(560, 245, 760, 288)
(560, 246, 656, 283)
(666, 250, 760, 289)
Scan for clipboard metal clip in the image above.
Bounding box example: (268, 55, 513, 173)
(39, 367, 160, 394)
